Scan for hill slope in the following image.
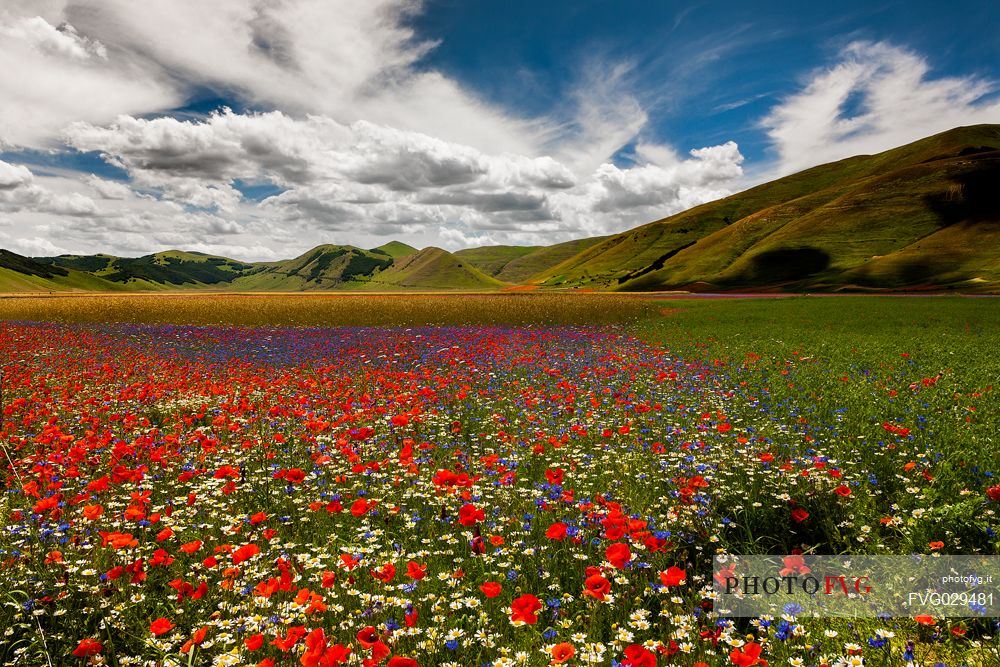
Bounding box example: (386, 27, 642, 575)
(232, 245, 394, 290)
(359, 247, 507, 290)
(0, 250, 128, 291)
(38, 250, 255, 289)
(455, 236, 612, 284)
(371, 241, 418, 259)
(538, 124, 1000, 292)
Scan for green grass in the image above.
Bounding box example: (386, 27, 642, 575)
(453, 245, 541, 276)
(0, 266, 132, 292)
(355, 247, 508, 290)
(635, 296, 1000, 555)
(532, 125, 1000, 291)
(453, 237, 612, 284)
(370, 241, 418, 259)
(232, 245, 394, 290)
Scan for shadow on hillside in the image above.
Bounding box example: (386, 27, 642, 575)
(745, 247, 831, 283)
(925, 160, 1000, 226)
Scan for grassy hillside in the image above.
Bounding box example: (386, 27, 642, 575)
(358, 247, 507, 290)
(537, 124, 1000, 291)
(38, 250, 255, 289)
(370, 241, 418, 259)
(454, 245, 540, 276)
(232, 245, 394, 290)
(456, 236, 612, 284)
(0, 250, 128, 292)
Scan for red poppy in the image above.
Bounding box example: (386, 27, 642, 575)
(72, 638, 103, 657)
(350, 499, 370, 517)
(605, 542, 632, 569)
(545, 468, 564, 485)
(271, 626, 307, 652)
(730, 641, 765, 666)
(371, 562, 396, 583)
(458, 503, 484, 526)
(387, 658, 419, 667)
(149, 617, 174, 636)
(180, 539, 202, 554)
(583, 573, 611, 600)
(791, 508, 809, 523)
(510, 594, 542, 625)
(622, 644, 656, 667)
(232, 543, 260, 565)
(356, 626, 379, 649)
(406, 561, 427, 580)
(833, 485, 851, 497)
(245, 634, 265, 651)
(986, 486, 1000, 502)
(551, 643, 575, 664)
(546, 522, 568, 540)
(659, 566, 686, 587)
(300, 628, 328, 667)
(480, 581, 502, 598)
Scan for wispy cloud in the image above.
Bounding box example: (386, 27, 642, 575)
(762, 40, 1000, 175)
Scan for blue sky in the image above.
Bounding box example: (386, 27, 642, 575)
(1, 0, 999, 259)
(406, 0, 1000, 166)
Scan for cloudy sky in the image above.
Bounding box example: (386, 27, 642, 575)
(2, 0, 999, 260)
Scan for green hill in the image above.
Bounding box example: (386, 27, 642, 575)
(455, 236, 612, 284)
(38, 250, 255, 289)
(231, 245, 394, 290)
(538, 124, 1000, 292)
(359, 247, 507, 290)
(454, 245, 540, 276)
(0, 250, 128, 292)
(370, 241, 418, 259)
(501, 237, 613, 283)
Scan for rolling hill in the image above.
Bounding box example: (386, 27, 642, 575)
(357, 247, 507, 290)
(371, 241, 418, 259)
(0, 250, 127, 292)
(37, 250, 256, 290)
(538, 124, 1000, 292)
(4, 124, 999, 293)
(231, 245, 394, 290)
(455, 236, 611, 284)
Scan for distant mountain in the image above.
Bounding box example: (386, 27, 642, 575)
(4, 125, 999, 293)
(358, 247, 506, 290)
(538, 124, 1000, 292)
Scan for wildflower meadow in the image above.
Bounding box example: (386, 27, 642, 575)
(1, 295, 998, 667)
